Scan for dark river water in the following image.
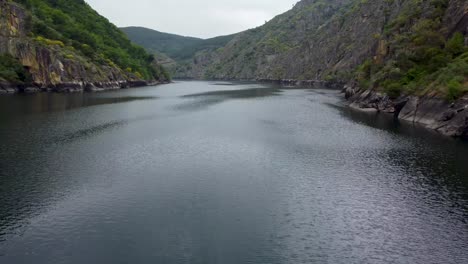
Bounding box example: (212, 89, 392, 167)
(0, 81, 467, 264)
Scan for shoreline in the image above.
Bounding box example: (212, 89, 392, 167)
(3, 77, 466, 139)
(343, 84, 468, 139)
(174, 78, 468, 139)
(253, 78, 467, 140)
(256, 78, 345, 89)
(0, 80, 171, 95)
(233, 78, 468, 139)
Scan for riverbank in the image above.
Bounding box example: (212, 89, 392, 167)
(255, 78, 468, 139)
(0, 80, 170, 94)
(343, 84, 468, 139)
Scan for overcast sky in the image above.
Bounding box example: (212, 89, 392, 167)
(85, 0, 299, 39)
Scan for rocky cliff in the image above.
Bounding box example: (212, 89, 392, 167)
(342, 0, 468, 139)
(343, 85, 468, 138)
(168, 0, 468, 138)
(0, 0, 169, 94)
(179, 0, 466, 83)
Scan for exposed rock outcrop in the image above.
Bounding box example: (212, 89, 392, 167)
(346, 85, 468, 139)
(0, 0, 168, 94)
(165, 0, 467, 91)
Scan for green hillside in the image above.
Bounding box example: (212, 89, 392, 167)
(129, 0, 466, 99)
(121, 27, 202, 61)
(121, 26, 235, 61)
(354, 0, 468, 100)
(1, 0, 169, 87)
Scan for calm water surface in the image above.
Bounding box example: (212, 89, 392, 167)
(0, 81, 467, 263)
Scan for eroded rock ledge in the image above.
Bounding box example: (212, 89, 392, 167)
(343, 84, 468, 139)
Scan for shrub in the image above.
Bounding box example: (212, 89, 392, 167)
(355, 1, 466, 99)
(446, 32, 465, 57)
(382, 80, 402, 99)
(446, 78, 464, 101)
(0, 54, 32, 83)
(35, 36, 65, 47)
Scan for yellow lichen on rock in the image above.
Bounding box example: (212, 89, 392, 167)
(373, 39, 388, 65)
(49, 71, 61, 85)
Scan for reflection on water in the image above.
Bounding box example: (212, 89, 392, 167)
(174, 87, 282, 111)
(0, 81, 467, 264)
(182, 87, 281, 98)
(339, 106, 468, 189)
(0, 92, 157, 118)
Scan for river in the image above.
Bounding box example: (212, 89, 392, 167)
(0, 81, 467, 263)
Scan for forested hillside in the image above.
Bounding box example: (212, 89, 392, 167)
(141, 0, 466, 99)
(121, 26, 235, 75)
(0, 0, 169, 93)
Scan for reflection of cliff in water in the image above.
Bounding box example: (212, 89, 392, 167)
(337, 104, 468, 188)
(0, 93, 157, 118)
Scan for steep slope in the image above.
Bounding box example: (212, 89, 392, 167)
(182, 0, 358, 80)
(121, 27, 203, 61)
(122, 26, 235, 62)
(0, 0, 169, 93)
(154, 0, 466, 137)
(343, 0, 468, 138)
(354, 0, 468, 99)
(122, 26, 235, 76)
(179, 0, 466, 94)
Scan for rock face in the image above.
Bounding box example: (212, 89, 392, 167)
(0, 80, 18, 93)
(164, 0, 468, 139)
(0, 0, 167, 94)
(175, 0, 467, 82)
(176, 0, 385, 79)
(346, 85, 468, 139)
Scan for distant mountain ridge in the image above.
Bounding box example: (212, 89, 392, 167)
(121, 27, 235, 62)
(125, 0, 467, 102)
